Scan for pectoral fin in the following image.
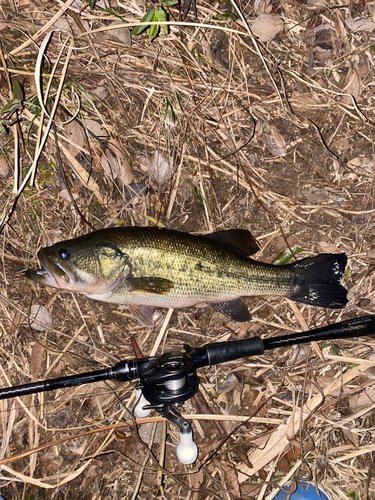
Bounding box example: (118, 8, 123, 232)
(211, 298, 251, 322)
(126, 277, 174, 295)
(128, 304, 155, 327)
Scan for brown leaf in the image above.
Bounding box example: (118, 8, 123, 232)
(277, 444, 301, 472)
(259, 121, 287, 157)
(239, 388, 268, 418)
(317, 241, 340, 253)
(39, 451, 63, 475)
(101, 139, 133, 186)
(342, 67, 360, 104)
(303, 187, 327, 203)
(291, 92, 322, 113)
(276, 455, 291, 473)
(304, 376, 353, 397)
(138, 422, 162, 444)
(251, 14, 284, 42)
(342, 425, 359, 449)
(92, 86, 108, 99)
(10, 310, 24, 335)
(235, 445, 253, 469)
(218, 374, 239, 397)
(0, 154, 9, 177)
(31, 341, 45, 382)
(64, 120, 86, 157)
(240, 481, 262, 497)
(349, 388, 375, 411)
(83, 119, 107, 138)
(221, 461, 240, 497)
(64, 436, 89, 456)
(345, 16, 375, 32)
(59, 189, 79, 202)
(190, 470, 204, 490)
(239, 365, 372, 479)
(348, 157, 374, 173)
(147, 150, 170, 187)
(201, 38, 213, 64)
(254, 0, 273, 15)
(108, 20, 131, 47)
(29, 305, 53, 332)
(39, 229, 64, 247)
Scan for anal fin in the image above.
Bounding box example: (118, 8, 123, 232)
(211, 298, 251, 322)
(128, 304, 155, 327)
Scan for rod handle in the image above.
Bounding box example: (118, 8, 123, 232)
(205, 337, 264, 365)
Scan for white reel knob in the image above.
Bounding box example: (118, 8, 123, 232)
(134, 388, 152, 418)
(176, 430, 198, 465)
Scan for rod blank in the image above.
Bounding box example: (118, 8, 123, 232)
(262, 316, 375, 350)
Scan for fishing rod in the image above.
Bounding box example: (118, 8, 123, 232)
(0, 316, 374, 464)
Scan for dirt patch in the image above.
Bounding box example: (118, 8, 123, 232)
(0, 0, 374, 499)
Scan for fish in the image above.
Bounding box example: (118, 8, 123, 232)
(26, 227, 348, 327)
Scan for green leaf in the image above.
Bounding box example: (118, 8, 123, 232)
(88, 0, 96, 8)
(98, 8, 128, 23)
(272, 246, 306, 266)
(1, 98, 21, 115)
(12, 81, 24, 101)
(331, 344, 341, 356)
(162, 0, 179, 5)
(347, 492, 359, 500)
(174, 90, 183, 111)
(163, 97, 175, 124)
(149, 22, 160, 41)
(132, 6, 155, 36)
(154, 8, 168, 35)
(215, 12, 236, 21)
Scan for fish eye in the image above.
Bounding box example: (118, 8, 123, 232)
(58, 248, 70, 260)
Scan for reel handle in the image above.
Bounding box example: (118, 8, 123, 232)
(177, 429, 198, 465)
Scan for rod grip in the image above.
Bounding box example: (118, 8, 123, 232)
(205, 337, 264, 366)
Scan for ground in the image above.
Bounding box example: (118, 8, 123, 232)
(0, 0, 375, 499)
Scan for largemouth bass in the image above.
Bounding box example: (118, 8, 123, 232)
(26, 227, 348, 327)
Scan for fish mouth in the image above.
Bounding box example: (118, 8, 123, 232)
(26, 249, 111, 294)
(25, 266, 62, 287)
(26, 251, 72, 288)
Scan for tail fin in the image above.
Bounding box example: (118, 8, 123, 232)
(288, 253, 348, 309)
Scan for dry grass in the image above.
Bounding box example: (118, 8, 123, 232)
(0, 0, 375, 498)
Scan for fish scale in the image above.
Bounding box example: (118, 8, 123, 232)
(26, 227, 348, 327)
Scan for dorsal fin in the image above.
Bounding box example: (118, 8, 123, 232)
(204, 229, 259, 257)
